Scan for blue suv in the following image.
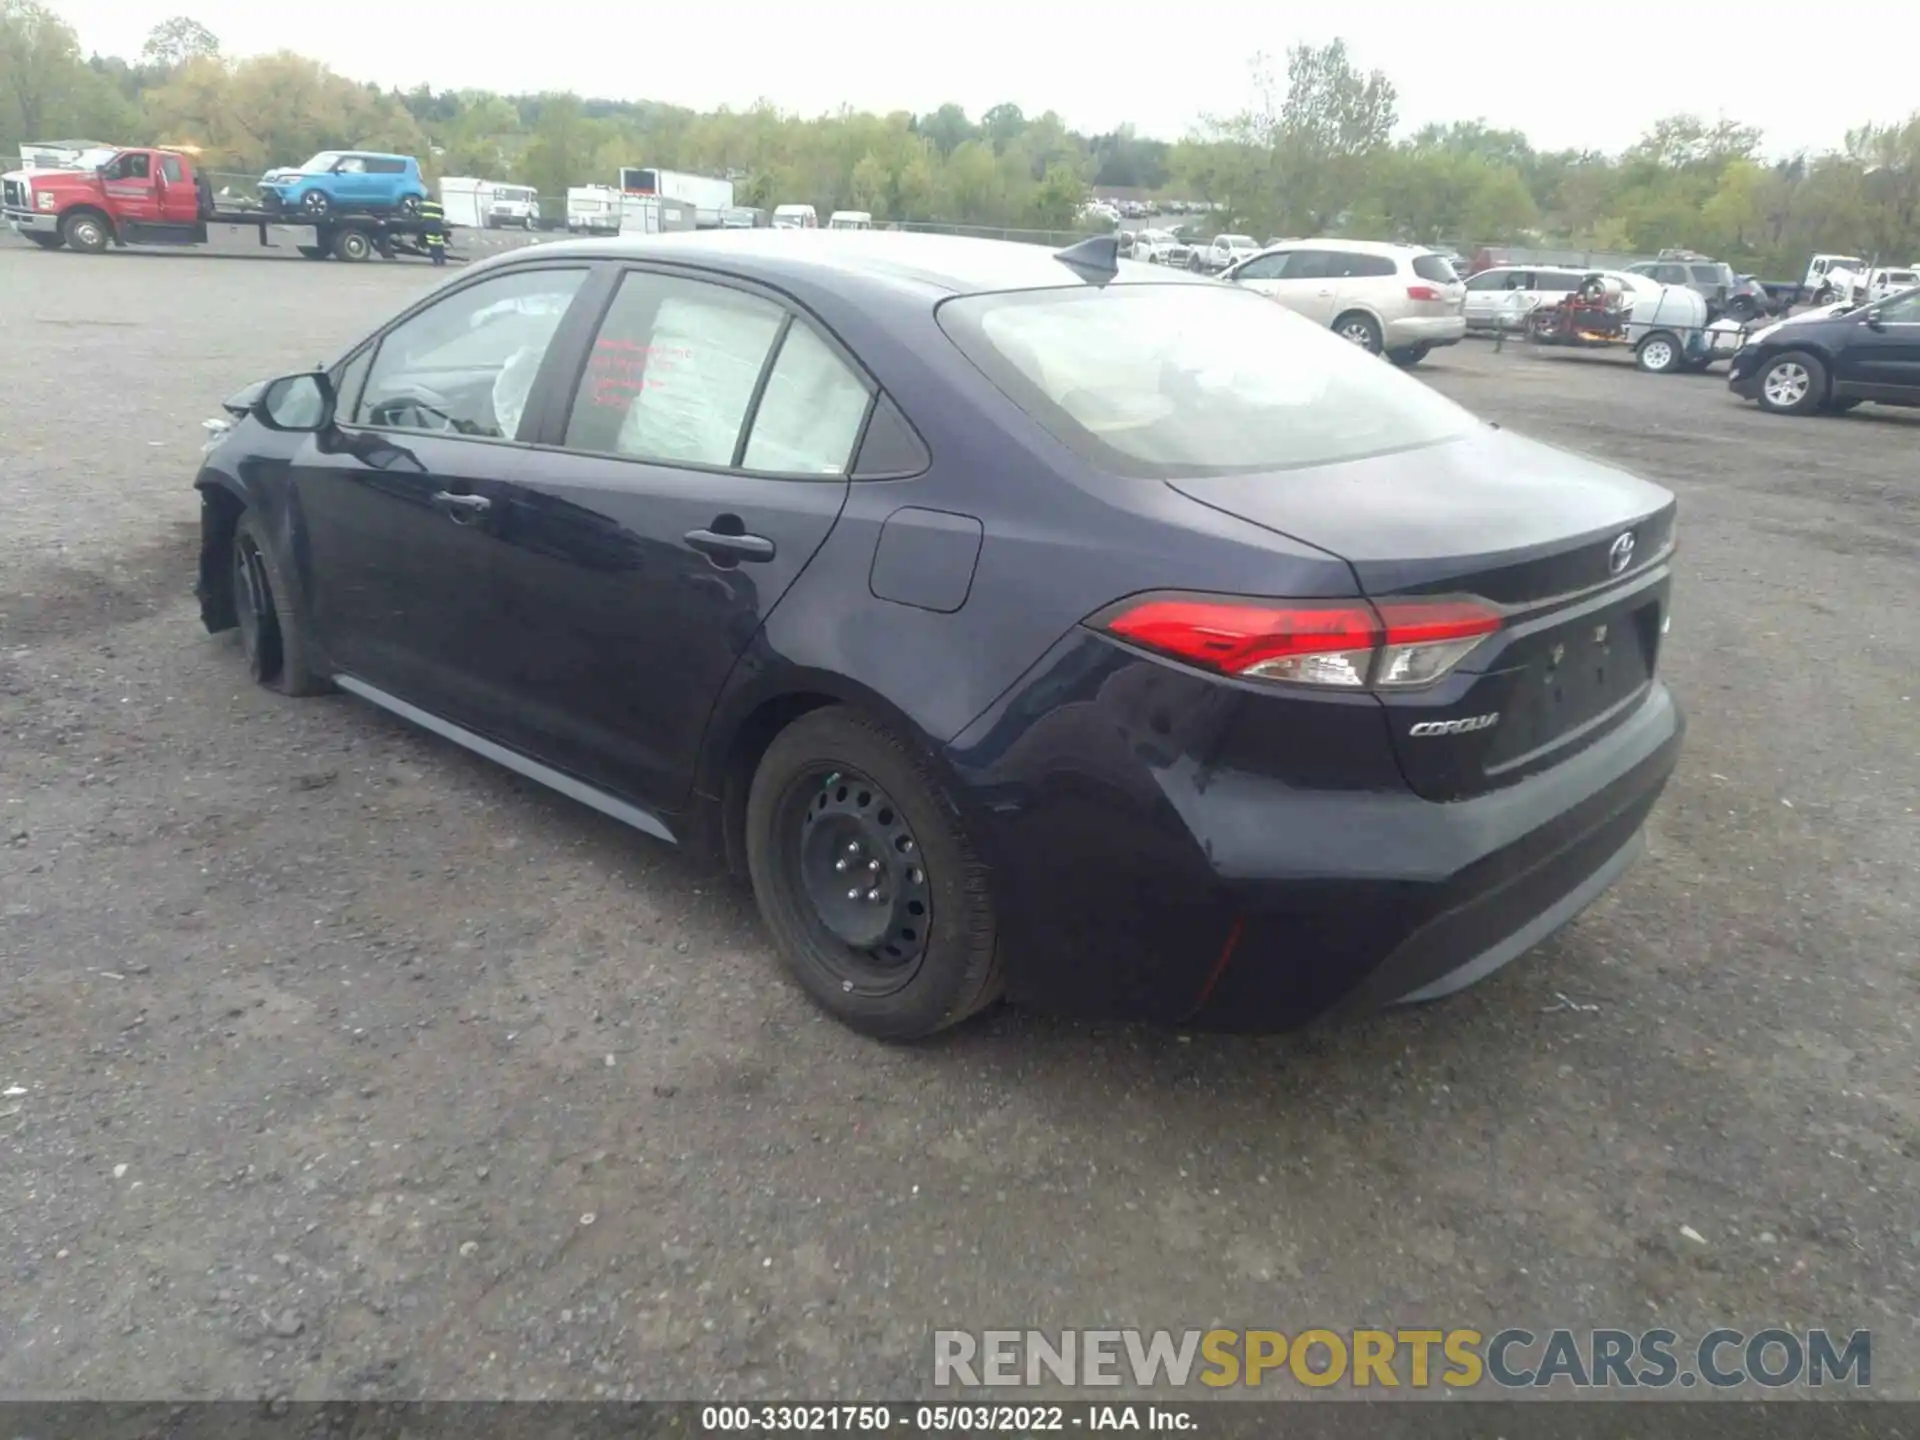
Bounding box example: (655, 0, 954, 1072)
(259, 151, 429, 219)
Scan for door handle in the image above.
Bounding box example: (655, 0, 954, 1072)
(432, 490, 491, 523)
(684, 527, 775, 563)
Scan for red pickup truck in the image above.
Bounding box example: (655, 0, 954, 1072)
(2, 146, 444, 262)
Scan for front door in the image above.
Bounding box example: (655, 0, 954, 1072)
(98, 150, 161, 225)
(482, 267, 869, 811)
(1833, 290, 1920, 402)
(289, 264, 594, 726)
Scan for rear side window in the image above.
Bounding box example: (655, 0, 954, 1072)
(369, 158, 406, 175)
(161, 155, 183, 182)
(1689, 265, 1725, 285)
(1411, 254, 1458, 283)
(938, 284, 1477, 480)
(1281, 250, 1334, 280)
(1331, 252, 1396, 278)
(740, 322, 872, 475)
(1534, 272, 1582, 293)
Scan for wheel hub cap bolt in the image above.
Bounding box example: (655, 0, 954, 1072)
(865, 888, 881, 903)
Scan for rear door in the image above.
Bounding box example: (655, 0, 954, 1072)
(478, 266, 867, 809)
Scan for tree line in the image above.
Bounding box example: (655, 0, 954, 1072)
(4, 2, 1916, 273)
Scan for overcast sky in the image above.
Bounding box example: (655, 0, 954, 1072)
(54, 0, 1920, 159)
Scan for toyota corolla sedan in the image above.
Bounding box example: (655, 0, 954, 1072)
(192, 230, 1683, 1040)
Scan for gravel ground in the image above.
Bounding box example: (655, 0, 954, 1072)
(1, 247, 1916, 1405)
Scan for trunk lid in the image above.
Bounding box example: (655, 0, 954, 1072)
(1168, 427, 1676, 800)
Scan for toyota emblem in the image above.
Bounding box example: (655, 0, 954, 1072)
(1607, 532, 1636, 575)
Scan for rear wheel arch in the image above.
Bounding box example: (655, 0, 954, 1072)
(705, 673, 963, 878)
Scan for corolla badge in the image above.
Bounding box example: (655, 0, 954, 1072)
(1408, 713, 1500, 737)
(1608, 531, 1636, 575)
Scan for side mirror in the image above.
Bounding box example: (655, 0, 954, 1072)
(253, 372, 336, 433)
(1865, 309, 1887, 330)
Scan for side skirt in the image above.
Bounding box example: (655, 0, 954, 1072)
(332, 674, 679, 846)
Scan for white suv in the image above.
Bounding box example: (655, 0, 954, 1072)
(1219, 239, 1467, 366)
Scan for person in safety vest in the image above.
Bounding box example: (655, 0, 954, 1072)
(418, 197, 448, 266)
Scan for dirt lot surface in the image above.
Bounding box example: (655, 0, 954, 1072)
(1, 247, 1916, 1404)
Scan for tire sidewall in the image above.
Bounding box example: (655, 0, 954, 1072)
(1637, 333, 1679, 373)
(1758, 350, 1826, 415)
(1335, 311, 1384, 354)
(746, 707, 996, 1039)
(63, 212, 109, 252)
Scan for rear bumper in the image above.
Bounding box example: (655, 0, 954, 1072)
(1385, 313, 1467, 348)
(948, 636, 1683, 1030)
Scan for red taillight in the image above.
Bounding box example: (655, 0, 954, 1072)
(1098, 595, 1502, 690)
(1406, 284, 1443, 301)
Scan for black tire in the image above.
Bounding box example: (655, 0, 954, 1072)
(60, 209, 111, 254)
(299, 190, 332, 218)
(24, 231, 63, 250)
(1823, 397, 1861, 415)
(1755, 350, 1828, 416)
(1635, 331, 1683, 374)
(745, 706, 1004, 1040)
(296, 244, 327, 260)
(1333, 310, 1384, 354)
(1387, 343, 1432, 368)
(1726, 295, 1760, 323)
(332, 227, 373, 262)
(230, 512, 330, 696)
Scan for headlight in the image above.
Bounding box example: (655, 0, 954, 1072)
(37, 192, 55, 211)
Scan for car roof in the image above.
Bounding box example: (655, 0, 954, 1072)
(1264, 237, 1435, 257)
(482, 229, 1215, 299)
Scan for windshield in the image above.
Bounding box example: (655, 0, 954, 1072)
(938, 283, 1479, 479)
(297, 151, 344, 172)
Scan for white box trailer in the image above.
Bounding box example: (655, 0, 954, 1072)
(439, 176, 539, 230)
(617, 195, 698, 236)
(618, 167, 733, 228)
(567, 184, 623, 234)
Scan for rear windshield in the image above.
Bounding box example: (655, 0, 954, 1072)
(1411, 254, 1459, 283)
(937, 284, 1478, 479)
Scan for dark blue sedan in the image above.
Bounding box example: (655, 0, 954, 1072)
(193, 230, 1683, 1039)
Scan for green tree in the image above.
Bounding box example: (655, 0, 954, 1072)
(140, 15, 219, 71)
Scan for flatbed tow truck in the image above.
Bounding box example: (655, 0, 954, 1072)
(2, 146, 452, 262)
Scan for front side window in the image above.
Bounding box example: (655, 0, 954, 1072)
(356, 267, 587, 438)
(1464, 270, 1509, 292)
(1878, 289, 1920, 322)
(939, 283, 1478, 479)
(563, 272, 785, 467)
(334, 156, 367, 174)
(102, 152, 151, 181)
(1234, 252, 1291, 281)
(299, 152, 344, 172)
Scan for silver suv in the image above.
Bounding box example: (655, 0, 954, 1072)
(1219, 239, 1467, 367)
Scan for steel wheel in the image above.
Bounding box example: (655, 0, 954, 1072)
(1762, 361, 1810, 409)
(232, 530, 283, 684)
(1638, 336, 1677, 372)
(783, 765, 932, 995)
